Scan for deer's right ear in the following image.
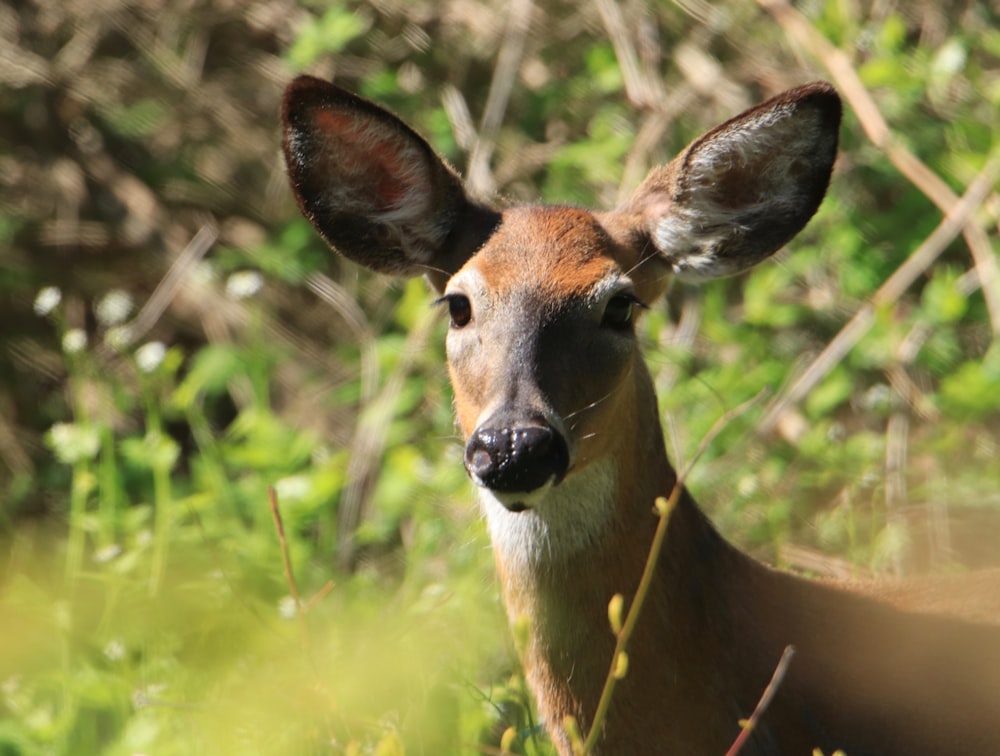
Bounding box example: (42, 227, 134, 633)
(281, 76, 498, 290)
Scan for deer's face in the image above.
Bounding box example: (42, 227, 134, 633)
(280, 74, 840, 516)
(440, 206, 665, 511)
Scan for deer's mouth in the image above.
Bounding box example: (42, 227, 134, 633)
(480, 475, 559, 513)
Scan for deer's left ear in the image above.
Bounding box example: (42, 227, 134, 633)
(621, 81, 841, 285)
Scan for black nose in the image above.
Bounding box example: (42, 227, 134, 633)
(464, 424, 570, 493)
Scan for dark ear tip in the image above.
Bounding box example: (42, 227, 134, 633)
(796, 80, 838, 96)
(790, 80, 842, 126)
(283, 76, 342, 114)
(282, 75, 324, 128)
(282, 76, 382, 132)
(283, 74, 330, 104)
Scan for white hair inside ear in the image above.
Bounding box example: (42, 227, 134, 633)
(632, 84, 840, 281)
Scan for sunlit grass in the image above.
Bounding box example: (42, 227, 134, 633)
(1, 512, 523, 754)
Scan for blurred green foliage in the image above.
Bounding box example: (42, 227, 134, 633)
(1, 0, 999, 753)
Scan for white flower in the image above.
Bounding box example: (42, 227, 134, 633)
(135, 341, 167, 373)
(860, 383, 893, 413)
(188, 260, 216, 287)
(133, 683, 166, 709)
(46, 422, 100, 464)
(53, 601, 71, 632)
(95, 289, 134, 326)
(103, 639, 126, 661)
(104, 325, 134, 351)
(274, 474, 311, 503)
(94, 543, 122, 563)
(737, 474, 759, 499)
(278, 595, 298, 620)
(62, 328, 87, 354)
(34, 286, 62, 316)
(2, 675, 22, 698)
(225, 270, 264, 300)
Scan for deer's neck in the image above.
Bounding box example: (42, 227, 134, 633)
(480, 365, 1000, 754)
(479, 363, 763, 751)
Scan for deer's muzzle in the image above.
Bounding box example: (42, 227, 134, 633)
(464, 423, 569, 501)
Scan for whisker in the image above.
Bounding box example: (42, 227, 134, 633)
(564, 381, 627, 422)
(412, 261, 453, 279)
(623, 244, 662, 280)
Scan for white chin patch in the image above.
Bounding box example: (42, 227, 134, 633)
(479, 459, 617, 567)
(481, 479, 555, 513)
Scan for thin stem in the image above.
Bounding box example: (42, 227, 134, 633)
(149, 460, 172, 596)
(724, 645, 796, 756)
(145, 389, 167, 596)
(184, 404, 237, 524)
(582, 390, 768, 753)
(580, 486, 681, 755)
(269, 487, 310, 652)
(98, 423, 118, 547)
(64, 459, 89, 583)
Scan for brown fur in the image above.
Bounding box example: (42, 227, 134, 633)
(282, 77, 1000, 754)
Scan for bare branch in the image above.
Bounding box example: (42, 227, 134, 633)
(759, 158, 1000, 433)
(724, 646, 796, 756)
(758, 0, 1000, 335)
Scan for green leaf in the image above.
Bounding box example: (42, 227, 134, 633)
(805, 365, 854, 419)
(120, 431, 180, 471)
(172, 344, 244, 408)
(46, 423, 101, 464)
(285, 8, 370, 69)
(920, 267, 968, 324)
(939, 356, 1000, 419)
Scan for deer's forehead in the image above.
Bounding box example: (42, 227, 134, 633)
(456, 206, 626, 302)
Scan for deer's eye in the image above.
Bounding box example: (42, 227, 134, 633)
(441, 294, 472, 328)
(602, 293, 644, 330)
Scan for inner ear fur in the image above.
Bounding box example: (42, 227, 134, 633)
(620, 81, 842, 283)
(281, 75, 499, 288)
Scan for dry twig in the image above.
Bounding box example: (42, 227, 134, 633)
(759, 158, 1000, 433)
(269, 486, 309, 650)
(758, 0, 1000, 335)
(594, 0, 665, 108)
(335, 301, 441, 570)
(724, 646, 796, 756)
(465, 0, 536, 198)
(105, 223, 218, 356)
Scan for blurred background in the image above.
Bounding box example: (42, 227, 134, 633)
(1, 0, 999, 752)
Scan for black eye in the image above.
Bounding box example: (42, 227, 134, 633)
(602, 293, 644, 330)
(443, 294, 472, 328)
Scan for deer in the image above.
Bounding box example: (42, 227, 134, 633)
(281, 76, 1000, 755)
